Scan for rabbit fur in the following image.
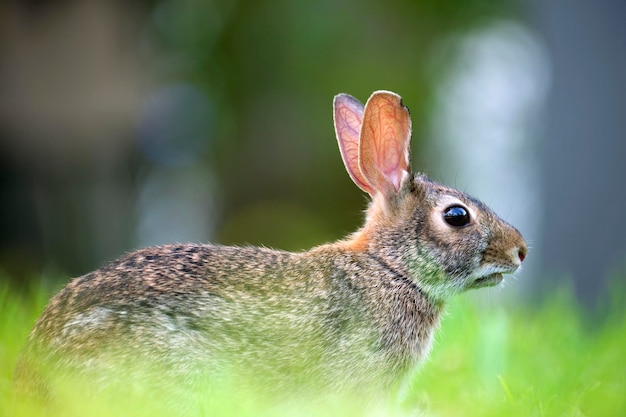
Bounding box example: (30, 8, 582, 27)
(15, 91, 527, 405)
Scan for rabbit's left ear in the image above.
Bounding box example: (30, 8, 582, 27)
(358, 91, 412, 197)
(334, 94, 373, 195)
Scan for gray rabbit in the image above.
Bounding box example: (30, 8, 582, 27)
(15, 91, 527, 408)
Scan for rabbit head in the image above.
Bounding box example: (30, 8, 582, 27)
(333, 91, 527, 302)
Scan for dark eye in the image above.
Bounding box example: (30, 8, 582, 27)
(443, 205, 471, 227)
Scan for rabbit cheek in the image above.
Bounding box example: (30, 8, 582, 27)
(426, 207, 484, 274)
(408, 247, 452, 301)
(410, 232, 478, 300)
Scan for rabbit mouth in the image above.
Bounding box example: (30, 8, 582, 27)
(469, 273, 503, 288)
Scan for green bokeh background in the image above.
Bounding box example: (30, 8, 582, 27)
(0, 0, 519, 278)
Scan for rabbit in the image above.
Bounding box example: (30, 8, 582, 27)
(15, 91, 527, 409)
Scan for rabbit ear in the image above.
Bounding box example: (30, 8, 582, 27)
(333, 94, 374, 195)
(359, 91, 411, 196)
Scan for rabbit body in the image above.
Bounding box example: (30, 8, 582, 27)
(16, 91, 527, 404)
(21, 241, 438, 398)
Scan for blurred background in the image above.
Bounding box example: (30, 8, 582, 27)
(0, 0, 623, 313)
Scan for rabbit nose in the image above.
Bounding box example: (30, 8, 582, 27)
(518, 247, 527, 263)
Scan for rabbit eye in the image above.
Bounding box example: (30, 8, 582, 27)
(443, 205, 470, 228)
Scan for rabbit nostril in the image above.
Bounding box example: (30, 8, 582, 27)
(518, 248, 527, 263)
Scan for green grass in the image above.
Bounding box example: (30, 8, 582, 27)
(401, 288, 626, 417)
(1, 279, 624, 416)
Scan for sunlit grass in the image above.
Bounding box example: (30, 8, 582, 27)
(1, 279, 624, 416)
(404, 286, 626, 417)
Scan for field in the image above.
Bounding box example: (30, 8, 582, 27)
(1, 279, 624, 416)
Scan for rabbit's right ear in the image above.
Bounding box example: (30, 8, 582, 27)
(334, 94, 374, 195)
(359, 91, 411, 197)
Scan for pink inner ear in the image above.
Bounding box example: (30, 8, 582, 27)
(359, 91, 411, 194)
(333, 94, 373, 195)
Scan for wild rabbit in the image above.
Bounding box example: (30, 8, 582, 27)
(16, 91, 527, 407)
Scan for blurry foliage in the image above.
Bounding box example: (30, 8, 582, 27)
(403, 285, 626, 416)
